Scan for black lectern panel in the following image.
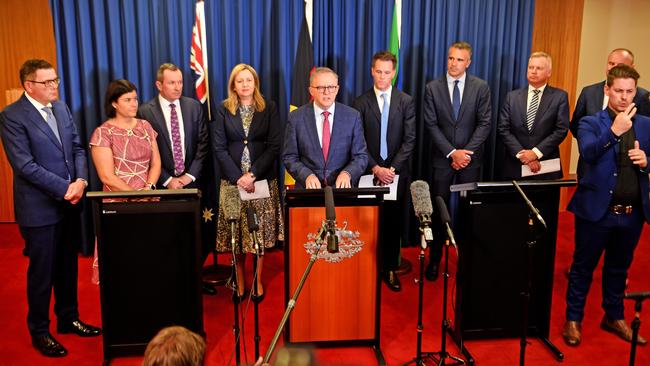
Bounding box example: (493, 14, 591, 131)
(89, 190, 203, 364)
(451, 180, 575, 340)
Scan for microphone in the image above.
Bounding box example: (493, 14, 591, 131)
(625, 291, 650, 301)
(410, 180, 434, 245)
(221, 185, 242, 222)
(324, 186, 339, 253)
(246, 206, 263, 256)
(435, 196, 457, 249)
(512, 180, 547, 229)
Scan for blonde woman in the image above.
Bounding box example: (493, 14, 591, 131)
(212, 64, 284, 301)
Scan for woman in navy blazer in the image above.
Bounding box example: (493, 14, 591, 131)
(212, 64, 283, 301)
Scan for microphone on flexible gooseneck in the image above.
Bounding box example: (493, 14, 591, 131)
(435, 196, 457, 249)
(410, 181, 434, 246)
(221, 186, 242, 222)
(246, 206, 263, 256)
(324, 186, 339, 253)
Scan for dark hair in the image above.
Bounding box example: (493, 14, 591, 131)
(606, 64, 640, 87)
(142, 326, 205, 366)
(450, 41, 473, 59)
(104, 79, 137, 118)
(371, 51, 397, 69)
(19, 59, 54, 87)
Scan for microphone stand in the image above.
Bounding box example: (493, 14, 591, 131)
(512, 181, 547, 366)
(263, 223, 327, 364)
(403, 219, 435, 366)
(251, 231, 263, 360)
(229, 220, 242, 366)
(628, 298, 645, 366)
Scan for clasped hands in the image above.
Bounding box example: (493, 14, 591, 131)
(450, 149, 473, 170)
(516, 149, 541, 173)
(237, 172, 256, 193)
(372, 165, 395, 186)
(167, 174, 193, 189)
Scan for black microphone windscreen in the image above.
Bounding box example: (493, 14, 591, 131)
(220, 186, 241, 221)
(410, 180, 433, 217)
(324, 186, 336, 221)
(435, 196, 451, 224)
(246, 206, 259, 232)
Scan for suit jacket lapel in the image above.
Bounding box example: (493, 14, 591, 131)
(532, 86, 554, 131)
(457, 76, 473, 122)
(305, 104, 325, 164)
(518, 88, 528, 130)
(179, 98, 194, 161)
(437, 77, 454, 122)
(387, 90, 401, 154)
(25, 102, 63, 151)
(152, 98, 173, 154)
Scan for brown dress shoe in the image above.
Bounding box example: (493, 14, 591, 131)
(600, 316, 647, 345)
(562, 321, 582, 346)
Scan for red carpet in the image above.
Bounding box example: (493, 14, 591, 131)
(0, 213, 648, 365)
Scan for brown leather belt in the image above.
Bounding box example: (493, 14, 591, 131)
(609, 204, 634, 215)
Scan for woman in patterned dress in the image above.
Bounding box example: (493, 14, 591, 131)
(213, 64, 284, 300)
(90, 79, 161, 191)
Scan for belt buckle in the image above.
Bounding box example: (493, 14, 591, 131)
(611, 204, 633, 214)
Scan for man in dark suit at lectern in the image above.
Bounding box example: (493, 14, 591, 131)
(563, 65, 649, 347)
(283, 67, 368, 189)
(497, 51, 569, 180)
(352, 51, 415, 291)
(423, 41, 492, 281)
(0, 59, 101, 358)
(138, 63, 214, 295)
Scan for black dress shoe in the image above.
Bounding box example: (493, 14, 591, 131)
(383, 271, 402, 292)
(57, 319, 102, 337)
(32, 334, 67, 357)
(425, 261, 439, 281)
(202, 282, 217, 295)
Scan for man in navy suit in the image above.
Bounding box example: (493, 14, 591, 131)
(283, 67, 368, 189)
(571, 48, 650, 180)
(0, 59, 101, 357)
(571, 48, 650, 138)
(498, 51, 569, 180)
(137, 63, 214, 295)
(562, 65, 648, 347)
(423, 41, 492, 280)
(352, 51, 415, 291)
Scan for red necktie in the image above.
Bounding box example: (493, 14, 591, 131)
(322, 111, 331, 162)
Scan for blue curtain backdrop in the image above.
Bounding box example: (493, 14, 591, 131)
(49, 0, 534, 250)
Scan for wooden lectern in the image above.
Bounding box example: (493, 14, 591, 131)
(449, 179, 576, 363)
(283, 187, 388, 364)
(88, 189, 204, 365)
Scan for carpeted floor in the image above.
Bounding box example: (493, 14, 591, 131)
(0, 211, 648, 365)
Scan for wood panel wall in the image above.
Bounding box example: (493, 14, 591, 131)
(0, 0, 57, 222)
(531, 0, 585, 210)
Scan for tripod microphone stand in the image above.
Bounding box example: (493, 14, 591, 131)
(229, 219, 243, 366)
(512, 181, 547, 366)
(402, 220, 433, 366)
(624, 291, 650, 366)
(247, 206, 264, 361)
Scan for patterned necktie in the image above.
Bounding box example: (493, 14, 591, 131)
(322, 111, 331, 162)
(527, 89, 540, 131)
(42, 107, 61, 143)
(169, 103, 184, 175)
(452, 80, 461, 121)
(380, 93, 389, 160)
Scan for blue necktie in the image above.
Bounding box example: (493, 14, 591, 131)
(452, 80, 461, 121)
(380, 93, 389, 160)
(42, 107, 61, 143)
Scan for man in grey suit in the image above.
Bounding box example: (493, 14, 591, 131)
(353, 51, 415, 291)
(571, 48, 650, 140)
(423, 41, 492, 280)
(283, 67, 368, 189)
(498, 52, 569, 180)
(137, 63, 214, 295)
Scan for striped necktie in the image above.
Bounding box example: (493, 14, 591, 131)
(526, 89, 540, 131)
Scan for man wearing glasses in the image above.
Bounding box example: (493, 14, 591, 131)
(283, 67, 368, 189)
(0, 59, 101, 357)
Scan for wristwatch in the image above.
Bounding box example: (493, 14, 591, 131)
(146, 182, 156, 190)
(76, 178, 88, 188)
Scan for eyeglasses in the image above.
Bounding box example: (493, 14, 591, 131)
(310, 85, 339, 94)
(27, 78, 61, 87)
